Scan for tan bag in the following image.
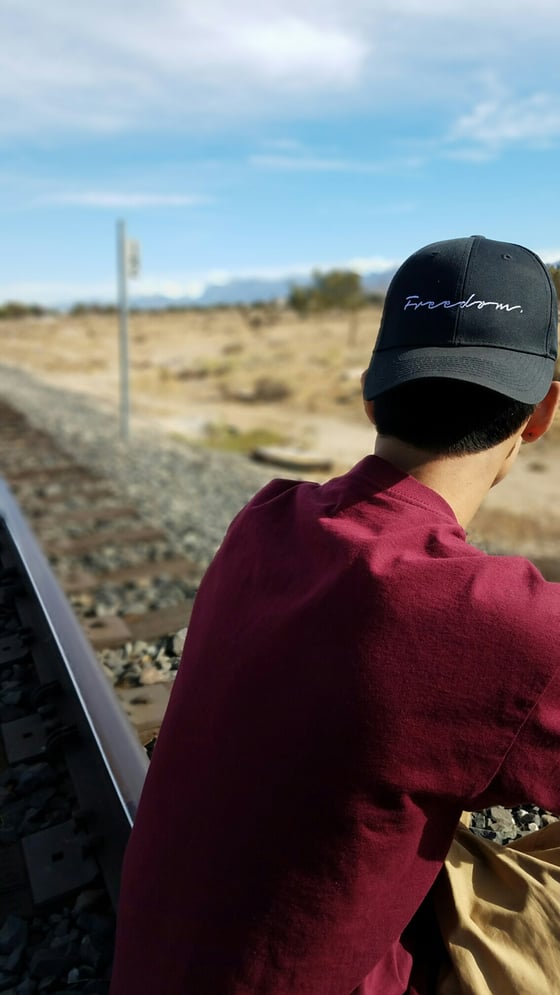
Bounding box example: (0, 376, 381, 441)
(434, 817, 560, 995)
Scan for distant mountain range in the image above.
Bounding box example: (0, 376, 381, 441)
(124, 267, 396, 311)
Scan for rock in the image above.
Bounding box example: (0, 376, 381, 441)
(172, 627, 188, 655)
(488, 806, 517, 836)
(0, 916, 28, 956)
(139, 665, 165, 686)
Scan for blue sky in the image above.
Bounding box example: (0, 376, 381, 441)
(2, 0, 560, 305)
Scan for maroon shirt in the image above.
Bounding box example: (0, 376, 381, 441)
(110, 456, 560, 994)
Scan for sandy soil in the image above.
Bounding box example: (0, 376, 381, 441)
(1, 306, 560, 561)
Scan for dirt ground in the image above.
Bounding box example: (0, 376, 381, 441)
(1, 305, 560, 563)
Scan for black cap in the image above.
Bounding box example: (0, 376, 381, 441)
(363, 235, 558, 404)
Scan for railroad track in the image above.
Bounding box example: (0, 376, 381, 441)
(0, 398, 210, 989)
(0, 399, 204, 746)
(0, 470, 148, 991)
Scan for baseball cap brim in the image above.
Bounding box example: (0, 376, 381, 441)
(363, 344, 556, 404)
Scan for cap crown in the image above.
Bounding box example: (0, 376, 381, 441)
(377, 236, 557, 359)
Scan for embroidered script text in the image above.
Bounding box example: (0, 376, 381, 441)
(404, 293, 523, 314)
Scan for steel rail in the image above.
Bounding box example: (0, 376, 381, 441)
(0, 476, 148, 828)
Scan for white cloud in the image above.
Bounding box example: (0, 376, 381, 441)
(251, 154, 386, 173)
(35, 192, 212, 208)
(133, 254, 399, 299)
(345, 256, 399, 274)
(261, 138, 306, 151)
(0, 1, 370, 136)
(223, 17, 366, 88)
(538, 248, 560, 265)
(2, 1, 560, 137)
(0, 279, 115, 305)
(250, 154, 423, 173)
(0, 255, 399, 306)
(448, 91, 560, 153)
(139, 256, 400, 297)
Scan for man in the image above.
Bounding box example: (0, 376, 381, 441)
(110, 235, 560, 994)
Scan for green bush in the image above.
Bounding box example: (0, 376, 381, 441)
(549, 265, 560, 299)
(288, 270, 366, 316)
(0, 301, 47, 319)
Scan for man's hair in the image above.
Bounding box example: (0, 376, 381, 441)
(373, 378, 536, 455)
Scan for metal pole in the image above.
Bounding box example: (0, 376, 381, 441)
(116, 219, 130, 442)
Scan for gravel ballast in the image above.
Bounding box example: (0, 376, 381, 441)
(0, 366, 275, 572)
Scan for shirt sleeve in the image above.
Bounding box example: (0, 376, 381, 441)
(470, 660, 560, 815)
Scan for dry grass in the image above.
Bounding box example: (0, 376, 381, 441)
(0, 307, 380, 475)
(0, 307, 378, 422)
(470, 506, 560, 547)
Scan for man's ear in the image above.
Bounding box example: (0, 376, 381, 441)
(361, 370, 376, 425)
(521, 381, 560, 443)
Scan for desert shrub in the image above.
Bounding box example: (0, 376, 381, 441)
(548, 265, 560, 298)
(0, 301, 47, 319)
(222, 341, 244, 355)
(201, 424, 287, 454)
(287, 285, 317, 317)
(288, 270, 366, 316)
(237, 303, 282, 331)
(70, 302, 116, 316)
(253, 376, 292, 402)
(551, 266, 560, 381)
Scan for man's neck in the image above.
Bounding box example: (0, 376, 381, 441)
(374, 435, 519, 529)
